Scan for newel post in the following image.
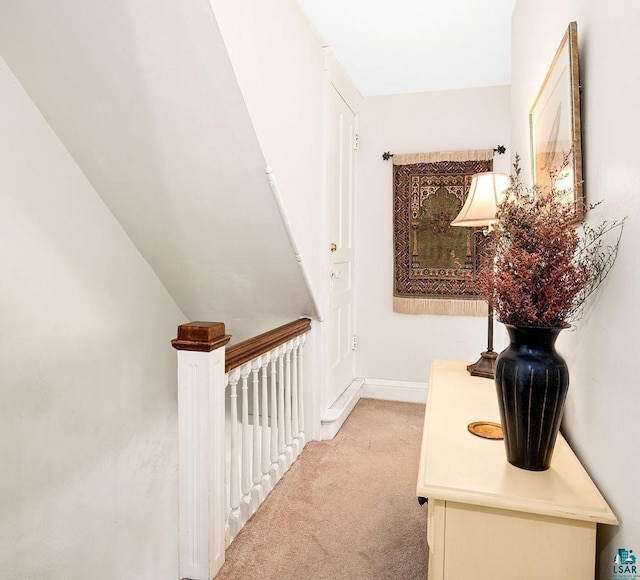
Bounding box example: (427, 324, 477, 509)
(172, 322, 231, 580)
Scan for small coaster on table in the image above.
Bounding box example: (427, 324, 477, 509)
(468, 421, 503, 440)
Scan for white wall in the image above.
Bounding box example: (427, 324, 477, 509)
(209, 0, 326, 294)
(0, 0, 315, 343)
(209, 0, 365, 432)
(512, 1, 640, 575)
(356, 86, 511, 382)
(0, 56, 186, 579)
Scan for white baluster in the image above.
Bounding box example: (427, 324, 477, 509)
(291, 337, 300, 458)
(269, 354, 280, 483)
(277, 345, 287, 473)
(298, 333, 307, 448)
(240, 363, 252, 522)
(251, 359, 262, 507)
(227, 369, 241, 539)
(284, 340, 294, 466)
(260, 353, 272, 494)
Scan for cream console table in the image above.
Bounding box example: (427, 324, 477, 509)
(417, 360, 617, 580)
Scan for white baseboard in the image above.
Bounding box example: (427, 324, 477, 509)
(320, 378, 364, 440)
(361, 378, 428, 404)
(320, 377, 427, 440)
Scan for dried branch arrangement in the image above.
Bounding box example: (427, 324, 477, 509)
(478, 155, 624, 328)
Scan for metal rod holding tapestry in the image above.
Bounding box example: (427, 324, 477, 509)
(382, 145, 506, 161)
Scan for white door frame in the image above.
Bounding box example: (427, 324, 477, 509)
(317, 50, 362, 425)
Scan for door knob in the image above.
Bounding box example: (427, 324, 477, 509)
(330, 243, 337, 253)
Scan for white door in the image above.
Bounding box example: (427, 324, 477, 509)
(326, 86, 357, 408)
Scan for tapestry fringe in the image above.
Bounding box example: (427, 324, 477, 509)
(393, 297, 488, 317)
(393, 149, 494, 165)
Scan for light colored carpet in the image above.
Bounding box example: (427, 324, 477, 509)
(216, 398, 429, 580)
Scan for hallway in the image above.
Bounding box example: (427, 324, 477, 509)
(216, 399, 428, 579)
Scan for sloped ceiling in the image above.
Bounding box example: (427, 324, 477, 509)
(0, 0, 315, 341)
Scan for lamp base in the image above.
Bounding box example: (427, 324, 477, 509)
(467, 350, 498, 379)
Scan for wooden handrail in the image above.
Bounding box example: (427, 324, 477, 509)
(225, 318, 311, 372)
(265, 167, 323, 322)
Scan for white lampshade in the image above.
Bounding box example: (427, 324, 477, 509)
(451, 172, 510, 227)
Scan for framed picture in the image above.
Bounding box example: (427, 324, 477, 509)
(530, 21, 584, 222)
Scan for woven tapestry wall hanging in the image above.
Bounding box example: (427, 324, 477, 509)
(393, 149, 494, 316)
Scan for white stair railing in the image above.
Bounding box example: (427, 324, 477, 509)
(172, 318, 312, 580)
(224, 320, 311, 545)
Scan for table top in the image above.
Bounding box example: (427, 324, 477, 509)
(416, 360, 617, 525)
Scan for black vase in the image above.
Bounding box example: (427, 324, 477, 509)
(495, 324, 569, 471)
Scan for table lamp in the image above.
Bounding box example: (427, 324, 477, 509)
(451, 172, 510, 379)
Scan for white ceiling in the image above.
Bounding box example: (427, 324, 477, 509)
(296, 0, 515, 96)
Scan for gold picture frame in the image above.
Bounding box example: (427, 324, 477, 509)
(530, 21, 584, 223)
